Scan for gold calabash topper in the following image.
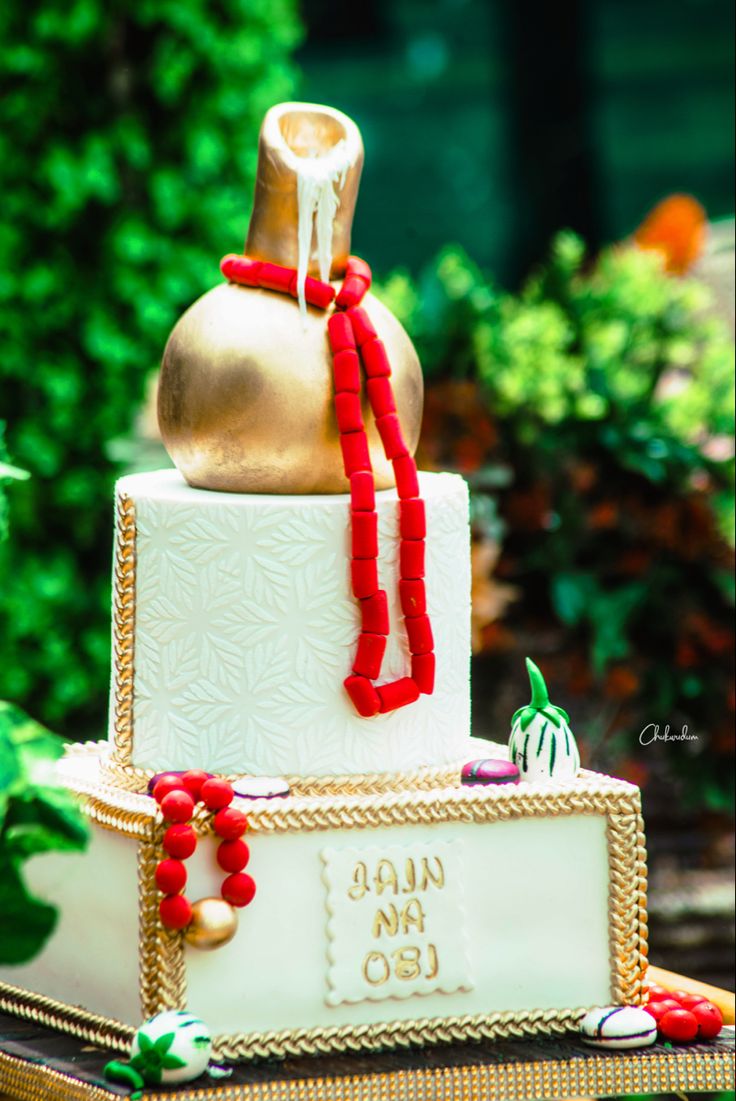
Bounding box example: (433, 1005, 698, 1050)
(157, 102, 423, 494)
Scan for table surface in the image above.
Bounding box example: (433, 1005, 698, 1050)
(1, 969, 734, 1101)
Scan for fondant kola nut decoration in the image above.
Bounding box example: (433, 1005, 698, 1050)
(579, 1006, 658, 1049)
(104, 1010, 213, 1094)
(159, 102, 435, 720)
(461, 759, 520, 785)
(150, 772, 256, 943)
(509, 657, 580, 781)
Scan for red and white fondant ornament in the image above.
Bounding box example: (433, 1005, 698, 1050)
(220, 253, 436, 719)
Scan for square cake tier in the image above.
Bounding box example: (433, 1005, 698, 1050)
(0, 743, 648, 1061)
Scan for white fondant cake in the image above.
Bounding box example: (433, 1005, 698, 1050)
(0, 101, 650, 1070)
(111, 469, 471, 778)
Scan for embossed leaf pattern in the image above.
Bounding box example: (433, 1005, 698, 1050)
(129, 475, 471, 775)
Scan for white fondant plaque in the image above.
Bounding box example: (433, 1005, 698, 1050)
(321, 841, 473, 1006)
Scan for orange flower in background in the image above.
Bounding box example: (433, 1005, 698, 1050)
(634, 194, 707, 275)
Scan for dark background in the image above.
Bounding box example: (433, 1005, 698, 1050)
(297, 0, 734, 281)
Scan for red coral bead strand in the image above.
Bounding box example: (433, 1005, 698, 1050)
(153, 777, 256, 929)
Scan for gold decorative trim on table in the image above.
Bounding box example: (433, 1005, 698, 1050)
(1, 1039, 733, 1101)
(109, 491, 136, 772)
(0, 1050, 115, 1101)
(1, 766, 649, 1062)
(0, 980, 133, 1053)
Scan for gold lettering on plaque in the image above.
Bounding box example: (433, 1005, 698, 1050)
(392, 946, 422, 981)
(372, 906, 399, 939)
(348, 861, 368, 901)
(419, 857, 445, 891)
(362, 951, 390, 986)
(375, 859, 398, 895)
(403, 857, 416, 893)
(425, 943, 439, 980)
(400, 897, 425, 934)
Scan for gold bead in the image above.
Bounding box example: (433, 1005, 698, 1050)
(184, 898, 238, 951)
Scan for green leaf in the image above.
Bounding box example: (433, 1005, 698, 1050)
(154, 1031, 176, 1055)
(137, 1032, 154, 1055)
(161, 1053, 187, 1070)
(0, 461, 29, 481)
(551, 572, 596, 626)
(0, 857, 58, 965)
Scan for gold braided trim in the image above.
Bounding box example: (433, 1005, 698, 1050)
(607, 801, 649, 1006)
(99, 754, 464, 798)
(109, 491, 136, 770)
(138, 833, 187, 1019)
(219, 781, 642, 835)
(212, 1007, 584, 1062)
(0, 979, 133, 1053)
(74, 771, 644, 838)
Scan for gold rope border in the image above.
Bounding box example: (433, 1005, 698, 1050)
(1, 1042, 732, 1101)
(109, 491, 136, 770)
(138, 832, 187, 1019)
(100, 755, 464, 798)
(0, 979, 133, 1053)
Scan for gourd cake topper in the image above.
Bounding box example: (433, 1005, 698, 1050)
(157, 104, 434, 719)
(509, 658, 580, 782)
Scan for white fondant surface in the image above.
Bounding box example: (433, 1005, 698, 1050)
(0, 824, 141, 1024)
(114, 469, 471, 777)
(184, 812, 612, 1035)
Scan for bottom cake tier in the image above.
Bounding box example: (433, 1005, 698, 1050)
(0, 742, 648, 1061)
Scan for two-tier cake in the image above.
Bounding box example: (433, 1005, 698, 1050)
(0, 103, 647, 1066)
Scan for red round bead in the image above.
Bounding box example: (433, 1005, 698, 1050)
(217, 839, 250, 873)
(159, 894, 192, 930)
(180, 770, 210, 801)
(162, 824, 197, 859)
(645, 983, 671, 999)
(200, 778, 234, 811)
(691, 1000, 723, 1039)
(678, 993, 708, 1011)
(152, 774, 186, 804)
(213, 807, 248, 840)
(160, 789, 195, 823)
(155, 859, 187, 894)
(221, 872, 256, 908)
(658, 1008, 699, 1043)
(646, 998, 682, 1022)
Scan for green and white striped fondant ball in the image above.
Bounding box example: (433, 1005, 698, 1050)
(508, 658, 580, 783)
(129, 1010, 212, 1085)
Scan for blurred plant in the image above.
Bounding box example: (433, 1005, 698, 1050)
(378, 233, 735, 807)
(0, 703, 89, 964)
(0, 2, 302, 734)
(1, 427, 88, 965)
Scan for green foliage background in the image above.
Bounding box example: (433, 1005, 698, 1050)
(379, 237, 735, 806)
(0, 1, 302, 734)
